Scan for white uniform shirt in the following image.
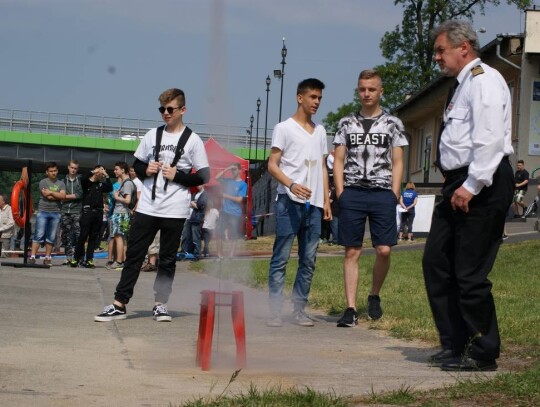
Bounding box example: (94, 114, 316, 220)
(271, 117, 328, 209)
(134, 127, 209, 219)
(440, 58, 513, 195)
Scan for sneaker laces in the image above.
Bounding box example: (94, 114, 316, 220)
(295, 309, 312, 320)
(103, 304, 116, 313)
(154, 304, 168, 314)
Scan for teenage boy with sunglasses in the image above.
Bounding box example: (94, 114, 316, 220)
(95, 88, 209, 322)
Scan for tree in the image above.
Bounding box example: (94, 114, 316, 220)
(322, 90, 360, 134)
(323, 0, 532, 132)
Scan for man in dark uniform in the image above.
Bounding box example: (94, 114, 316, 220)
(422, 20, 514, 371)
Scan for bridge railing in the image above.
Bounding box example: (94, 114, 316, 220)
(0, 109, 274, 151)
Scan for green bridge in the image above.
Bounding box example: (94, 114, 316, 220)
(0, 109, 270, 171)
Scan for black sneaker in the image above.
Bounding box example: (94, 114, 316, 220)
(69, 259, 79, 268)
(153, 304, 172, 322)
(367, 295, 383, 320)
(82, 260, 95, 269)
(94, 304, 127, 322)
(337, 307, 358, 327)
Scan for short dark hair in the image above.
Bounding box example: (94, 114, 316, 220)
(297, 78, 325, 95)
(45, 161, 57, 170)
(115, 161, 129, 174)
(517, 159, 524, 165)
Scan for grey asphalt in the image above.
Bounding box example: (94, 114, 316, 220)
(0, 219, 537, 407)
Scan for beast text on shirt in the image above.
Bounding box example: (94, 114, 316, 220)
(347, 133, 389, 147)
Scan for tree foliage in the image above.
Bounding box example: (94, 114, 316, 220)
(323, 0, 532, 132)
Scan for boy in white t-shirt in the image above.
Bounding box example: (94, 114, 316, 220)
(266, 78, 331, 327)
(95, 88, 210, 322)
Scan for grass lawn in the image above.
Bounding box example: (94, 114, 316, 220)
(188, 240, 540, 406)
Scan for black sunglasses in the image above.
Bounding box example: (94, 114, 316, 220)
(158, 106, 181, 114)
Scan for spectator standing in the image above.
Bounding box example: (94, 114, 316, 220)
(29, 162, 66, 265)
(512, 159, 529, 217)
(216, 163, 247, 258)
(0, 194, 15, 257)
(108, 162, 133, 270)
(106, 179, 120, 267)
(398, 182, 418, 241)
(327, 152, 339, 245)
(129, 166, 143, 212)
(180, 185, 207, 258)
(60, 160, 83, 264)
(266, 78, 331, 327)
(202, 202, 219, 257)
(95, 87, 209, 322)
(70, 165, 112, 268)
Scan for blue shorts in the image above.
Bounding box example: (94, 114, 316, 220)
(33, 211, 61, 245)
(338, 187, 398, 247)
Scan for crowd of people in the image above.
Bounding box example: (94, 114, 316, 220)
(1, 19, 537, 373)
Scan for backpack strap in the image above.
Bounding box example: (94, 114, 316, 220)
(163, 126, 193, 192)
(151, 125, 165, 200)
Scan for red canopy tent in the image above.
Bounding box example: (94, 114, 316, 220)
(203, 138, 253, 239)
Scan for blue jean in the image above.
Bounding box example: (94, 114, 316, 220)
(33, 211, 61, 244)
(268, 194, 322, 314)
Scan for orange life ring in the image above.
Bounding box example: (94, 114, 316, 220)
(11, 180, 32, 228)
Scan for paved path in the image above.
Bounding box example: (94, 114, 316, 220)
(0, 219, 537, 406)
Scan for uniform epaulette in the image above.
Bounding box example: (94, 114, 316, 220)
(471, 65, 484, 77)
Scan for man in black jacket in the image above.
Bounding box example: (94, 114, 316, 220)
(70, 165, 112, 268)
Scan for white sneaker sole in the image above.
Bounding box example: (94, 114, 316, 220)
(154, 315, 172, 322)
(94, 314, 127, 322)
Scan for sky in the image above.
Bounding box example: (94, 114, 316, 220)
(0, 0, 534, 136)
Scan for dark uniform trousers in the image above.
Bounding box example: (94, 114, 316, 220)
(422, 158, 513, 361)
(114, 212, 185, 305)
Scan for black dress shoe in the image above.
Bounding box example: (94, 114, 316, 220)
(428, 349, 455, 365)
(441, 356, 498, 372)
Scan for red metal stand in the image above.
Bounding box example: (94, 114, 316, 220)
(196, 290, 246, 371)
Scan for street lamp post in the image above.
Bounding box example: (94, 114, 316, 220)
(263, 75, 271, 160)
(255, 98, 261, 162)
(278, 37, 287, 123)
(248, 114, 254, 161)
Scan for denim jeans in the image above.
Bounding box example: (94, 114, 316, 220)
(33, 211, 61, 244)
(268, 194, 322, 314)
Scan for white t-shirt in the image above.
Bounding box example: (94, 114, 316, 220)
(134, 127, 209, 219)
(132, 177, 143, 197)
(203, 208, 219, 230)
(271, 117, 328, 209)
